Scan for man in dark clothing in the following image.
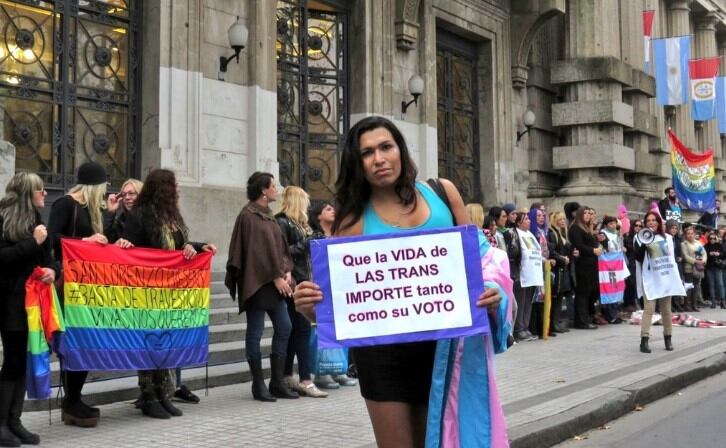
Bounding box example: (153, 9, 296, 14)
(658, 187, 682, 223)
(697, 199, 720, 229)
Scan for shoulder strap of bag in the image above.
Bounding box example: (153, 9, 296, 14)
(426, 178, 456, 225)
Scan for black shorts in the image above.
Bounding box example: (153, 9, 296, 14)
(351, 340, 436, 405)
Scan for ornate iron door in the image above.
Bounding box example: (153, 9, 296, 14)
(436, 30, 481, 204)
(0, 0, 140, 191)
(276, 0, 347, 201)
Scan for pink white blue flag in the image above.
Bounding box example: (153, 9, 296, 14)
(654, 36, 690, 105)
(689, 57, 720, 121)
(598, 252, 628, 305)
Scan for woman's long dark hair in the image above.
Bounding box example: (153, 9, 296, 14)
(643, 211, 665, 237)
(309, 200, 333, 234)
(134, 169, 186, 244)
(333, 116, 418, 233)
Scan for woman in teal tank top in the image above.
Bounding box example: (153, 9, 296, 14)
(293, 116, 506, 448)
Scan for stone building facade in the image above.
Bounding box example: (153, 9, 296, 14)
(2, 0, 726, 269)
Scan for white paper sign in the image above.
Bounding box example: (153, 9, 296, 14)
(326, 231, 473, 341)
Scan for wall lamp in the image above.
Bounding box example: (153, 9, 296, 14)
(516, 109, 536, 143)
(401, 74, 424, 115)
(218, 17, 249, 81)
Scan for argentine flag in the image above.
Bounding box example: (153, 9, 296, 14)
(688, 57, 720, 121)
(654, 36, 690, 105)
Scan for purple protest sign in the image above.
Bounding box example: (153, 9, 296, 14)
(310, 225, 488, 348)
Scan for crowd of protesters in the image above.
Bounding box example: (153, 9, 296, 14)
(465, 186, 725, 352)
(1, 113, 723, 446)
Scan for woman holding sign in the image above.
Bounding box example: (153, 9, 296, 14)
(48, 161, 111, 428)
(123, 169, 216, 418)
(293, 116, 511, 448)
(634, 212, 685, 353)
(0, 173, 53, 446)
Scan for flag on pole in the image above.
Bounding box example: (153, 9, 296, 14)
(654, 36, 690, 105)
(716, 77, 726, 133)
(669, 128, 716, 212)
(643, 10, 655, 73)
(689, 57, 720, 121)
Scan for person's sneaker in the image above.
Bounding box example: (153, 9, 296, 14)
(173, 385, 200, 404)
(314, 375, 340, 389)
(334, 374, 358, 386)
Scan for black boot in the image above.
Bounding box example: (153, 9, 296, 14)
(664, 335, 674, 351)
(156, 388, 182, 417)
(7, 380, 38, 444)
(62, 371, 99, 419)
(0, 382, 20, 447)
(139, 389, 170, 419)
(640, 336, 651, 354)
(248, 358, 275, 402)
(61, 398, 98, 428)
(268, 355, 299, 399)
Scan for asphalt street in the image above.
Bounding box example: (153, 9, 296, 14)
(556, 371, 726, 448)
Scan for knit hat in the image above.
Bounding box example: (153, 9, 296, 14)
(77, 161, 107, 186)
(502, 203, 517, 215)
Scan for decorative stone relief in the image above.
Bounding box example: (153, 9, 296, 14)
(395, 0, 421, 51)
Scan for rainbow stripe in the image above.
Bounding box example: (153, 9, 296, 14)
(669, 129, 716, 212)
(57, 239, 211, 371)
(25, 267, 65, 400)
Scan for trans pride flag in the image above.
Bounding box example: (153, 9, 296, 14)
(57, 239, 211, 371)
(669, 129, 716, 213)
(25, 267, 65, 399)
(598, 252, 629, 305)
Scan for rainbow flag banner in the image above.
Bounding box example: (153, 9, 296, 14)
(598, 252, 628, 305)
(57, 239, 212, 371)
(669, 129, 716, 213)
(25, 267, 65, 399)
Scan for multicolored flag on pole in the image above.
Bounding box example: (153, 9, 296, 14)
(643, 10, 655, 73)
(654, 36, 690, 105)
(669, 128, 717, 212)
(598, 252, 628, 305)
(57, 239, 212, 371)
(689, 57, 720, 121)
(716, 76, 726, 133)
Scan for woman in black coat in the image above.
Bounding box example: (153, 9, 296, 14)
(568, 207, 603, 329)
(122, 169, 215, 419)
(0, 172, 55, 446)
(547, 211, 573, 333)
(48, 161, 110, 428)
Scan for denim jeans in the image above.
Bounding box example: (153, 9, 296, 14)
(245, 297, 292, 360)
(706, 269, 725, 302)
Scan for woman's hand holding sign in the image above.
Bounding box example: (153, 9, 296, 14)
(293, 280, 323, 322)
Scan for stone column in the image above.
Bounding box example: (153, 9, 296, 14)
(693, 12, 720, 154)
(550, 0, 635, 211)
(666, 0, 696, 150)
(621, 0, 662, 200)
(0, 140, 15, 190)
(717, 33, 726, 200)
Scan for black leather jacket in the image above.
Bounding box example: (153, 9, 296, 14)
(275, 213, 313, 283)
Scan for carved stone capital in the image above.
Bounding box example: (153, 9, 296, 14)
(695, 12, 720, 32)
(395, 0, 421, 51)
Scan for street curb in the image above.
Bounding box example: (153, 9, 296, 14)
(508, 351, 726, 448)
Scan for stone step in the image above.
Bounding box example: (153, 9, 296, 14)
(23, 358, 275, 412)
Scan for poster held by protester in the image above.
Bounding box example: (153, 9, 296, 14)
(636, 234, 686, 300)
(516, 229, 544, 288)
(57, 239, 212, 370)
(310, 226, 488, 348)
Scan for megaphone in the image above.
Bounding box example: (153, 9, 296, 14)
(637, 228, 655, 245)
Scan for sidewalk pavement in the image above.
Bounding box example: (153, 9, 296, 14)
(19, 309, 726, 447)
